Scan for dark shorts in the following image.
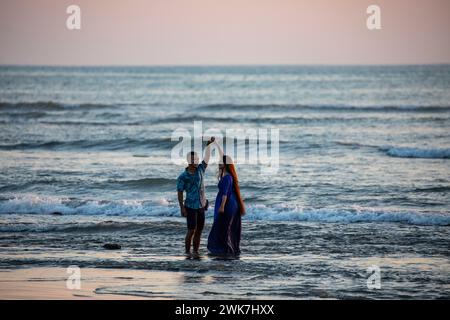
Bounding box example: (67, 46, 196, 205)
(185, 206, 205, 231)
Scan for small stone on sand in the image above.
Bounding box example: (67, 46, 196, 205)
(103, 243, 121, 250)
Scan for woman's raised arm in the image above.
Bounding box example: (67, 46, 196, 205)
(213, 138, 224, 160)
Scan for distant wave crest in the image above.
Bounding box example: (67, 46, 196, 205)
(196, 103, 450, 113)
(0, 101, 114, 111)
(0, 137, 174, 151)
(336, 141, 450, 159)
(380, 146, 450, 159)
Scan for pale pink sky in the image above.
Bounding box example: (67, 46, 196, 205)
(0, 0, 449, 65)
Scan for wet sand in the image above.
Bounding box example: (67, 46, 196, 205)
(0, 267, 182, 300)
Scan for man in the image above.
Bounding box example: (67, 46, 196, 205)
(177, 138, 214, 258)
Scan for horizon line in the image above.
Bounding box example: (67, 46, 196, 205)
(1, 62, 450, 68)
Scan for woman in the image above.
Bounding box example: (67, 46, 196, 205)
(207, 142, 246, 256)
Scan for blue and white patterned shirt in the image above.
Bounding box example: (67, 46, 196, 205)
(176, 160, 207, 209)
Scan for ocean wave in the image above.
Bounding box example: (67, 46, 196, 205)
(111, 178, 177, 189)
(28, 115, 386, 128)
(0, 195, 448, 227)
(244, 204, 450, 226)
(0, 195, 177, 217)
(380, 146, 450, 159)
(0, 221, 160, 233)
(0, 179, 61, 193)
(0, 101, 115, 111)
(0, 136, 288, 151)
(0, 137, 175, 151)
(38, 120, 143, 126)
(2, 101, 449, 114)
(0, 177, 177, 193)
(412, 186, 450, 193)
(0, 111, 49, 119)
(336, 141, 450, 159)
(157, 114, 386, 125)
(195, 103, 450, 113)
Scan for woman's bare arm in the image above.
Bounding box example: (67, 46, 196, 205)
(219, 195, 227, 213)
(214, 139, 224, 159)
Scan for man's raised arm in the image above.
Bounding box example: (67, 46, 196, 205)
(203, 137, 215, 165)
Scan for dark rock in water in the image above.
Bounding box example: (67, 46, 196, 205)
(103, 243, 121, 250)
(51, 212, 63, 216)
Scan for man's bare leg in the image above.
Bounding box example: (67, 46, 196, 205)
(185, 229, 195, 254)
(193, 229, 202, 254)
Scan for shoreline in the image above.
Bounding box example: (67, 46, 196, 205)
(0, 267, 182, 300)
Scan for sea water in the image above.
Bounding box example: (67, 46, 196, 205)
(0, 65, 449, 298)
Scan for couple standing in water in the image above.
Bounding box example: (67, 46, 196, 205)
(176, 137, 246, 259)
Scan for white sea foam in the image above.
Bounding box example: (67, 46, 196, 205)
(1, 195, 449, 226)
(244, 204, 450, 226)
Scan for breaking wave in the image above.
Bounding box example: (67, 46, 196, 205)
(0, 195, 448, 227)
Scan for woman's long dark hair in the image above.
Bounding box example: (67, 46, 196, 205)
(221, 155, 246, 215)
